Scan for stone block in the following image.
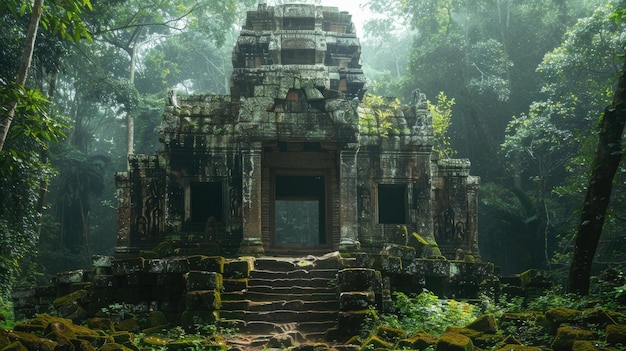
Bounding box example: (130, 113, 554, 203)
(336, 310, 378, 335)
(92, 255, 113, 268)
(57, 270, 90, 284)
(436, 331, 474, 351)
(181, 310, 219, 328)
(165, 257, 189, 273)
(224, 259, 252, 279)
(144, 259, 167, 273)
(337, 268, 380, 292)
(382, 244, 416, 261)
(339, 292, 375, 311)
(185, 271, 223, 291)
(187, 256, 225, 273)
(112, 257, 145, 275)
(605, 324, 626, 344)
(185, 290, 221, 311)
(551, 325, 598, 351)
(223, 278, 248, 291)
(92, 275, 119, 288)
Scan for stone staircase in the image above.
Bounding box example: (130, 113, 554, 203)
(220, 256, 341, 348)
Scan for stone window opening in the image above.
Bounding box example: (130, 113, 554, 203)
(378, 184, 407, 224)
(189, 182, 223, 225)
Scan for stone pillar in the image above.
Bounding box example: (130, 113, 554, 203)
(467, 175, 481, 257)
(114, 172, 131, 255)
(239, 143, 264, 255)
(339, 145, 360, 252)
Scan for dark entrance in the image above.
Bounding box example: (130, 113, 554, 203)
(273, 175, 326, 247)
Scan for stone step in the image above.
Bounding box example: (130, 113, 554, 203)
(250, 269, 338, 280)
(246, 284, 336, 295)
(220, 320, 337, 336)
(221, 290, 338, 302)
(221, 299, 339, 312)
(220, 310, 338, 323)
(248, 277, 335, 288)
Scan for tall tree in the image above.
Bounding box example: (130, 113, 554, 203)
(567, 6, 626, 295)
(0, 0, 44, 152)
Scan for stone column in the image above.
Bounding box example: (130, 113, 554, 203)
(467, 175, 481, 257)
(239, 142, 264, 255)
(114, 172, 131, 255)
(338, 145, 360, 252)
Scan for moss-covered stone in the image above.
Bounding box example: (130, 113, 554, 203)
(494, 346, 542, 351)
(139, 335, 170, 347)
(185, 271, 223, 291)
(222, 278, 248, 291)
(53, 289, 88, 308)
(436, 331, 474, 351)
(98, 342, 135, 351)
(223, 260, 251, 279)
(572, 340, 612, 351)
(151, 242, 174, 257)
(0, 341, 28, 351)
(374, 325, 406, 343)
(605, 324, 626, 345)
(334, 310, 378, 337)
(186, 290, 221, 310)
(115, 318, 138, 332)
(5, 330, 57, 351)
(466, 314, 498, 334)
(579, 307, 616, 327)
(445, 326, 481, 339)
(396, 330, 437, 350)
(187, 256, 225, 273)
(545, 307, 581, 328)
(339, 292, 375, 311)
(359, 334, 390, 350)
(88, 318, 115, 332)
(147, 311, 168, 328)
(551, 325, 598, 351)
(337, 268, 380, 292)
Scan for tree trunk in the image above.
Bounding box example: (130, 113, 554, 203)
(567, 61, 626, 295)
(0, 0, 44, 152)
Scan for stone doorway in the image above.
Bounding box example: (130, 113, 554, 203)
(273, 174, 328, 248)
(262, 142, 338, 254)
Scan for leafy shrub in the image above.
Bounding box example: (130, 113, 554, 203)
(380, 290, 479, 336)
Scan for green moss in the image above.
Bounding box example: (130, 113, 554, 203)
(493, 346, 543, 351)
(375, 325, 406, 343)
(359, 335, 390, 350)
(551, 325, 598, 351)
(98, 342, 135, 351)
(605, 324, 626, 344)
(465, 314, 498, 333)
(151, 242, 174, 257)
(436, 331, 474, 351)
(7, 331, 57, 351)
(545, 307, 581, 327)
(52, 290, 88, 308)
(0, 341, 28, 351)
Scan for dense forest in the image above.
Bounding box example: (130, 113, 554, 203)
(1, 0, 626, 314)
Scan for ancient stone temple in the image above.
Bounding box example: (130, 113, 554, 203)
(115, 3, 480, 259)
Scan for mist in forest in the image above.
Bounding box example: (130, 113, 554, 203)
(1, 0, 626, 300)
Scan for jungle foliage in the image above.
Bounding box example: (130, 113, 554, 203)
(1, 0, 626, 307)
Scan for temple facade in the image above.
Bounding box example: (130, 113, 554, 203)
(115, 3, 480, 259)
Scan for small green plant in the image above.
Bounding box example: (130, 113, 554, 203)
(380, 290, 479, 336)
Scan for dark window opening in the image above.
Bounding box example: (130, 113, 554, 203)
(190, 182, 223, 223)
(282, 49, 316, 65)
(283, 17, 315, 30)
(274, 175, 326, 246)
(378, 184, 407, 224)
